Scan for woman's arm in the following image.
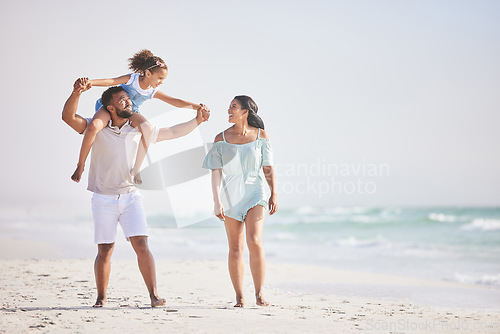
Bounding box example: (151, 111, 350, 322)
(263, 165, 278, 215)
(258, 129, 278, 214)
(211, 169, 225, 220)
(90, 74, 131, 87)
(153, 90, 201, 110)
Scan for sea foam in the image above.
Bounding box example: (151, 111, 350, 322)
(428, 213, 458, 222)
(461, 219, 500, 232)
(454, 273, 500, 286)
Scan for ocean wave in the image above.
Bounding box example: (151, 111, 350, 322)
(288, 206, 373, 219)
(334, 235, 391, 248)
(269, 232, 297, 241)
(428, 213, 458, 222)
(461, 219, 500, 232)
(265, 207, 500, 229)
(454, 273, 500, 286)
(323, 206, 373, 215)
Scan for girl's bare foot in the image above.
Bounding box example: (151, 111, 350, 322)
(134, 172, 142, 185)
(130, 169, 142, 185)
(93, 297, 106, 308)
(234, 296, 244, 307)
(256, 293, 269, 306)
(71, 164, 84, 183)
(151, 296, 166, 308)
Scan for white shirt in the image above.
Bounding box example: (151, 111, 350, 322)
(85, 118, 157, 195)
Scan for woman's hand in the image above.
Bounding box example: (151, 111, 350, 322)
(268, 193, 278, 215)
(214, 200, 225, 221)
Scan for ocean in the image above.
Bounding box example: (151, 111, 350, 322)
(2, 206, 500, 289)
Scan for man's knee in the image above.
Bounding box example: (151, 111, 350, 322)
(130, 236, 150, 254)
(97, 243, 114, 257)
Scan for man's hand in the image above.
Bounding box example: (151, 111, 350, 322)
(73, 77, 92, 94)
(196, 104, 210, 124)
(63, 79, 90, 134)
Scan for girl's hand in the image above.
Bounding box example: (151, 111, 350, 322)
(268, 194, 278, 215)
(214, 201, 225, 221)
(73, 77, 92, 94)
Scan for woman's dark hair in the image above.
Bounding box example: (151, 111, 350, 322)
(128, 49, 168, 75)
(101, 86, 125, 109)
(234, 95, 265, 129)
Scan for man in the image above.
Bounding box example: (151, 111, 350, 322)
(62, 78, 209, 307)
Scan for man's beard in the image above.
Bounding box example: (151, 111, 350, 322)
(116, 107, 134, 119)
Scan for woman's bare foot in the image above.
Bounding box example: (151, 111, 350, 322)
(234, 296, 244, 307)
(256, 293, 269, 306)
(151, 296, 166, 308)
(93, 297, 106, 308)
(71, 164, 84, 183)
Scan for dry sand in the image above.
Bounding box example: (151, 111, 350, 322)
(0, 237, 499, 333)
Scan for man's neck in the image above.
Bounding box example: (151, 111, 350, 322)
(110, 115, 129, 128)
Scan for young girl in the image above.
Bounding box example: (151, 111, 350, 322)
(202, 95, 277, 307)
(71, 49, 205, 184)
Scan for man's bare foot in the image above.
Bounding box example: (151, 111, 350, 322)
(151, 297, 166, 308)
(256, 293, 269, 306)
(234, 296, 244, 307)
(71, 165, 84, 183)
(93, 298, 106, 308)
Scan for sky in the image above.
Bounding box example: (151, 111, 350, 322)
(0, 0, 499, 213)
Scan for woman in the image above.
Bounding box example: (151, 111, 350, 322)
(202, 95, 277, 307)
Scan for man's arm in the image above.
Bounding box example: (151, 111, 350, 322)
(62, 78, 91, 134)
(155, 105, 210, 142)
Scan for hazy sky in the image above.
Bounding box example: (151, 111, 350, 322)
(1, 0, 499, 212)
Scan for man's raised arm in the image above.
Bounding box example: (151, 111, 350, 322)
(62, 78, 91, 134)
(155, 105, 210, 142)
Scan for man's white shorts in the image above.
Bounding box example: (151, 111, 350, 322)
(91, 192, 149, 244)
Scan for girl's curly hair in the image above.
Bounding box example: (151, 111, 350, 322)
(128, 49, 167, 75)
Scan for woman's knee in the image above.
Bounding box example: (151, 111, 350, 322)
(228, 243, 244, 259)
(247, 235, 263, 252)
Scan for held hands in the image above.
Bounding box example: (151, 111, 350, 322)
(268, 194, 278, 215)
(196, 104, 210, 124)
(73, 77, 92, 94)
(214, 200, 225, 221)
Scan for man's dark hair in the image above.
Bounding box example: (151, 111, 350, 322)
(101, 86, 125, 110)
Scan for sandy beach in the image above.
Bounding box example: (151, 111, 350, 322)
(1, 236, 499, 334)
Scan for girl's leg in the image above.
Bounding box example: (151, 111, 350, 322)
(245, 205, 269, 306)
(224, 217, 246, 307)
(71, 108, 110, 182)
(129, 113, 153, 185)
